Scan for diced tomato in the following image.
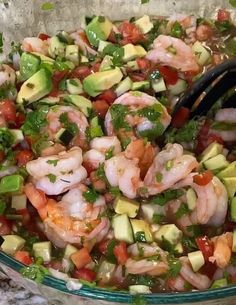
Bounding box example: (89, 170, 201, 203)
(118, 21, 144, 45)
(196, 236, 214, 261)
(195, 120, 211, 154)
(0, 151, 5, 162)
(113, 241, 129, 265)
(108, 30, 118, 43)
(38, 33, 50, 40)
(158, 66, 178, 85)
(129, 72, 147, 82)
(93, 100, 110, 119)
(171, 107, 190, 129)
(15, 112, 26, 128)
(0, 216, 12, 236)
(73, 267, 97, 282)
(98, 89, 117, 105)
(193, 170, 213, 186)
(15, 150, 33, 166)
(17, 209, 30, 225)
(207, 134, 224, 146)
(49, 70, 69, 97)
(200, 261, 217, 280)
(70, 66, 91, 80)
(136, 58, 151, 71)
(0, 99, 17, 123)
(46, 260, 64, 271)
(82, 161, 97, 175)
(71, 248, 92, 270)
(91, 62, 101, 73)
(217, 9, 231, 22)
(14, 251, 33, 265)
(98, 239, 109, 255)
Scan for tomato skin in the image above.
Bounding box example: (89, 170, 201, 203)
(0, 151, 5, 162)
(113, 241, 129, 265)
(129, 72, 147, 82)
(171, 107, 190, 129)
(38, 33, 50, 40)
(118, 21, 144, 45)
(73, 268, 97, 282)
(15, 150, 33, 166)
(108, 30, 118, 43)
(49, 70, 69, 97)
(217, 9, 231, 22)
(200, 261, 217, 279)
(0, 216, 12, 236)
(91, 62, 101, 73)
(195, 120, 211, 154)
(196, 236, 214, 261)
(46, 260, 64, 271)
(98, 239, 109, 255)
(93, 100, 110, 119)
(193, 170, 213, 186)
(207, 134, 224, 146)
(14, 251, 33, 265)
(136, 58, 151, 71)
(159, 66, 178, 85)
(17, 209, 30, 225)
(0, 99, 17, 123)
(15, 112, 26, 128)
(98, 89, 117, 105)
(70, 66, 91, 80)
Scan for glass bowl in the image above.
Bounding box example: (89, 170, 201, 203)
(0, 0, 236, 304)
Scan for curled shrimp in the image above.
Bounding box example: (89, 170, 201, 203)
(146, 35, 199, 72)
(144, 143, 198, 195)
(70, 30, 98, 56)
(167, 275, 187, 292)
(26, 147, 87, 195)
(125, 258, 168, 276)
(40, 143, 66, 157)
(21, 37, 49, 55)
(0, 64, 16, 87)
(105, 91, 171, 138)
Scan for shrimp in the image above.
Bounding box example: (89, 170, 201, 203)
(128, 242, 167, 262)
(196, 24, 213, 41)
(70, 30, 98, 56)
(209, 233, 233, 269)
(26, 147, 87, 195)
(83, 149, 105, 171)
(167, 276, 187, 292)
(105, 91, 171, 137)
(180, 257, 211, 290)
(21, 37, 49, 55)
(144, 143, 198, 195)
(104, 154, 141, 199)
(167, 15, 197, 43)
(40, 143, 66, 157)
(0, 64, 16, 87)
(146, 35, 199, 72)
(125, 258, 168, 276)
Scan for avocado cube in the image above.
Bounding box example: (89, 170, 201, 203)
(114, 196, 140, 218)
(141, 203, 164, 223)
(203, 154, 229, 171)
(81, 55, 89, 63)
(48, 36, 66, 58)
(98, 40, 112, 53)
(186, 188, 197, 211)
(192, 41, 211, 66)
(65, 45, 80, 65)
(64, 95, 92, 117)
(97, 260, 116, 282)
(134, 15, 154, 34)
(218, 161, 236, 179)
(200, 142, 223, 162)
(20, 52, 41, 81)
(126, 61, 139, 71)
(131, 219, 153, 242)
(66, 79, 83, 95)
(174, 242, 184, 254)
(188, 250, 205, 272)
(223, 177, 236, 198)
(11, 194, 27, 210)
(135, 45, 147, 57)
(31, 52, 55, 64)
(131, 81, 150, 91)
(231, 197, 236, 222)
(64, 244, 78, 260)
(112, 214, 134, 244)
(122, 44, 138, 62)
(17, 69, 52, 104)
(33, 241, 52, 262)
(99, 55, 113, 72)
(129, 285, 151, 294)
(0, 175, 24, 195)
(2, 235, 25, 255)
(232, 229, 236, 252)
(85, 16, 113, 47)
(83, 68, 123, 97)
(154, 224, 182, 246)
(115, 77, 133, 97)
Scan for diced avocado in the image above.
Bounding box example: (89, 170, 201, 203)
(211, 278, 228, 289)
(174, 242, 184, 254)
(134, 15, 154, 34)
(48, 36, 66, 58)
(85, 16, 113, 47)
(11, 194, 27, 210)
(112, 214, 134, 244)
(33, 241, 52, 262)
(154, 224, 182, 246)
(31, 52, 54, 64)
(83, 68, 123, 97)
(97, 260, 116, 282)
(0, 175, 24, 195)
(192, 41, 211, 66)
(223, 177, 236, 198)
(55, 128, 74, 146)
(38, 96, 60, 105)
(231, 197, 236, 223)
(89, 116, 104, 139)
(20, 52, 41, 81)
(232, 229, 236, 252)
(17, 69, 52, 104)
(98, 40, 112, 53)
(64, 95, 92, 117)
(188, 250, 205, 272)
(10, 129, 24, 145)
(131, 219, 153, 242)
(200, 142, 223, 162)
(151, 77, 166, 93)
(99, 55, 113, 72)
(203, 154, 229, 171)
(218, 161, 236, 179)
(168, 79, 187, 95)
(129, 285, 151, 294)
(122, 44, 138, 62)
(1, 235, 25, 255)
(81, 55, 89, 63)
(115, 77, 133, 96)
(135, 45, 147, 57)
(186, 188, 197, 211)
(141, 203, 164, 223)
(114, 196, 140, 218)
(132, 81, 150, 91)
(66, 79, 83, 95)
(126, 60, 139, 71)
(64, 244, 78, 259)
(65, 45, 80, 65)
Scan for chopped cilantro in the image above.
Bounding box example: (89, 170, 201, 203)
(149, 70, 161, 81)
(102, 44, 124, 67)
(110, 104, 130, 131)
(166, 120, 199, 144)
(224, 38, 236, 56)
(22, 106, 49, 136)
(152, 213, 164, 224)
(105, 146, 114, 160)
(98, 16, 106, 23)
(109, 186, 121, 196)
(175, 203, 190, 219)
(215, 20, 232, 33)
(166, 256, 182, 279)
(0, 128, 14, 153)
(0, 199, 6, 215)
(152, 189, 184, 206)
(106, 239, 118, 263)
(170, 21, 185, 38)
(46, 159, 58, 167)
(120, 137, 131, 150)
(132, 295, 147, 305)
(59, 112, 79, 136)
(47, 173, 56, 183)
(141, 0, 149, 3)
(211, 121, 236, 131)
(83, 188, 99, 203)
(146, 254, 160, 261)
(20, 258, 49, 283)
(182, 236, 198, 252)
(127, 274, 157, 287)
(41, 2, 55, 11)
(137, 104, 163, 122)
(155, 172, 163, 183)
(135, 231, 147, 242)
(95, 163, 106, 181)
(79, 279, 97, 288)
(8, 41, 22, 61)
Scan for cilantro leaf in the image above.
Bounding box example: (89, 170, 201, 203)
(182, 236, 198, 252)
(95, 163, 107, 181)
(174, 203, 190, 219)
(152, 189, 184, 206)
(22, 106, 49, 136)
(20, 258, 49, 283)
(137, 104, 163, 122)
(59, 112, 79, 136)
(170, 21, 185, 38)
(41, 2, 55, 11)
(135, 231, 147, 242)
(83, 188, 99, 203)
(47, 173, 56, 183)
(102, 44, 124, 67)
(110, 104, 131, 131)
(141, 0, 149, 3)
(166, 120, 199, 144)
(105, 146, 114, 160)
(0, 128, 14, 153)
(47, 159, 58, 166)
(127, 274, 157, 287)
(152, 213, 164, 224)
(166, 256, 182, 279)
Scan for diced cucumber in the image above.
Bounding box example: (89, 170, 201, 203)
(0, 175, 24, 195)
(129, 285, 152, 294)
(141, 204, 164, 223)
(48, 36, 66, 58)
(233, 229, 236, 252)
(154, 224, 182, 246)
(211, 278, 228, 289)
(188, 250, 205, 272)
(99, 55, 113, 72)
(151, 77, 166, 93)
(11, 194, 27, 210)
(2, 235, 25, 255)
(122, 44, 138, 62)
(112, 214, 134, 244)
(203, 154, 229, 171)
(97, 260, 116, 282)
(10, 129, 24, 145)
(114, 196, 140, 218)
(66, 78, 84, 95)
(231, 197, 236, 223)
(65, 45, 80, 65)
(174, 242, 184, 254)
(64, 95, 92, 117)
(55, 128, 74, 146)
(33, 241, 52, 262)
(98, 40, 112, 53)
(132, 81, 150, 91)
(126, 60, 139, 71)
(130, 219, 153, 242)
(186, 188, 197, 211)
(168, 79, 187, 95)
(81, 55, 89, 63)
(223, 177, 236, 198)
(200, 142, 223, 162)
(115, 77, 132, 96)
(192, 41, 211, 66)
(135, 45, 147, 57)
(134, 15, 154, 34)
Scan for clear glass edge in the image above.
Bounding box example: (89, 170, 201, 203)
(1, 251, 236, 304)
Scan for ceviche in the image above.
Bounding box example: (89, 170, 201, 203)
(0, 8, 236, 295)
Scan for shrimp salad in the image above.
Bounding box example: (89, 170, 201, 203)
(0, 9, 236, 295)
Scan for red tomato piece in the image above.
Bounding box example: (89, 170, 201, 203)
(207, 134, 224, 146)
(171, 107, 190, 129)
(200, 261, 217, 280)
(46, 260, 64, 271)
(129, 72, 147, 82)
(17, 209, 30, 225)
(0, 151, 5, 162)
(195, 120, 211, 154)
(0, 216, 12, 236)
(70, 66, 91, 80)
(15, 150, 33, 166)
(136, 58, 151, 71)
(159, 66, 178, 85)
(0, 99, 17, 123)
(193, 170, 213, 186)
(217, 9, 231, 22)
(118, 21, 144, 45)
(98, 239, 109, 255)
(93, 100, 110, 119)
(14, 251, 33, 265)
(196, 236, 214, 261)
(38, 33, 50, 40)
(15, 112, 26, 128)
(113, 241, 129, 265)
(71, 248, 92, 270)
(108, 30, 118, 43)
(82, 161, 97, 176)
(73, 268, 97, 282)
(98, 89, 117, 105)
(91, 62, 101, 73)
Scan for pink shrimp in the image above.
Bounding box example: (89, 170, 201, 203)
(22, 37, 49, 55)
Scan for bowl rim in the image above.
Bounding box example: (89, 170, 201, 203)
(1, 251, 236, 304)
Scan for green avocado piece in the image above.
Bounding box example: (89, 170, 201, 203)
(230, 197, 236, 222)
(64, 95, 92, 117)
(203, 154, 229, 171)
(83, 68, 123, 97)
(16, 69, 52, 104)
(222, 177, 236, 198)
(31, 52, 55, 64)
(218, 161, 236, 179)
(200, 142, 223, 162)
(0, 174, 24, 195)
(48, 36, 66, 58)
(85, 16, 113, 47)
(20, 52, 41, 81)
